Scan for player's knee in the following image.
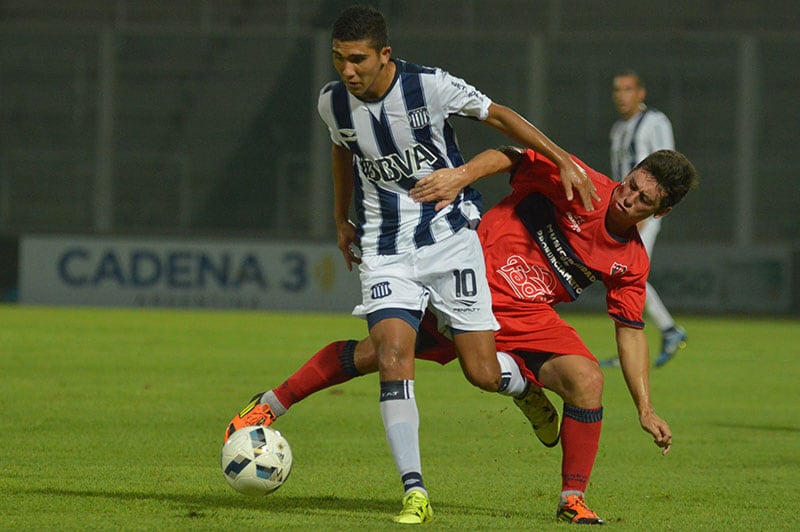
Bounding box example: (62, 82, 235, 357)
(582, 366, 604, 399)
(353, 338, 378, 374)
(568, 365, 603, 405)
(463, 365, 501, 392)
(376, 341, 411, 372)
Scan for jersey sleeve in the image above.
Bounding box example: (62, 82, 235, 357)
(509, 149, 574, 198)
(604, 262, 648, 329)
(435, 69, 492, 120)
(644, 112, 675, 152)
(317, 82, 347, 147)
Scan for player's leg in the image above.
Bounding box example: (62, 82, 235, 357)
(430, 229, 527, 397)
(537, 354, 605, 524)
(224, 338, 374, 441)
(355, 248, 435, 524)
(639, 217, 687, 367)
(370, 313, 433, 524)
(645, 281, 687, 366)
(225, 313, 457, 443)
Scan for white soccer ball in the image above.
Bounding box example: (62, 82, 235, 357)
(221, 425, 293, 495)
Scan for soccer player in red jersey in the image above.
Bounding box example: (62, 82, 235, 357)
(227, 146, 698, 525)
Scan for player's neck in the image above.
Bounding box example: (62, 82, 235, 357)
(366, 60, 396, 101)
(604, 213, 635, 241)
(622, 103, 647, 121)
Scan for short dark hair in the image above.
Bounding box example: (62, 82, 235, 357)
(332, 5, 389, 50)
(635, 150, 699, 211)
(614, 69, 645, 89)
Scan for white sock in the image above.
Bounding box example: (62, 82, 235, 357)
(561, 490, 584, 506)
(496, 351, 528, 397)
(259, 390, 287, 417)
(380, 380, 425, 494)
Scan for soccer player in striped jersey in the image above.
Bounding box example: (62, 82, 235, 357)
(605, 71, 686, 368)
(311, 5, 595, 524)
(227, 145, 698, 524)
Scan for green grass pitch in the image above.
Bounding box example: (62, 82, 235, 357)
(1, 305, 798, 530)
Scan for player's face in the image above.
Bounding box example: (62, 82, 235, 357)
(612, 75, 646, 120)
(608, 168, 667, 230)
(332, 39, 392, 99)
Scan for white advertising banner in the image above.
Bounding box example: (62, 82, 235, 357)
(19, 235, 362, 312)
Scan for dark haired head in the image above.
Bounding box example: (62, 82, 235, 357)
(635, 150, 699, 211)
(332, 5, 389, 51)
(614, 69, 645, 89)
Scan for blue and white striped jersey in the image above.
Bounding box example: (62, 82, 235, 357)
(317, 59, 491, 257)
(609, 107, 674, 182)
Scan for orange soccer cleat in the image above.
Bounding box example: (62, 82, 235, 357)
(224, 392, 276, 443)
(557, 494, 605, 525)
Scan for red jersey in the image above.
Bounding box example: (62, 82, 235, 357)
(478, 149, 649, 357)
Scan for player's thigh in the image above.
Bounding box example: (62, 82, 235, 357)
(452, 329, 500, 377)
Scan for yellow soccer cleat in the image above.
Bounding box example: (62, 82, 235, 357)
(392, 489, 433, 525)
(513, 386, 560, 447)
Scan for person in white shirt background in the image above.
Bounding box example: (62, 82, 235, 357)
(604, 70, 687, 368)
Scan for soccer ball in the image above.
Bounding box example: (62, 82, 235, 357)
(220, 425, 293, 495)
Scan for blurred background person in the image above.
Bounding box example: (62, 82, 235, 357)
(604, 70, 686, 368)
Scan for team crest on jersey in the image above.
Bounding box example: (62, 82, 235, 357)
(407, 107, 431, 130)
(610, 262, 628, 276)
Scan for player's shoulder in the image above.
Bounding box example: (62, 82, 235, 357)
(319, 80, 342, 98)
(644, 107, 672, 123)
(394, 58, 439, 76)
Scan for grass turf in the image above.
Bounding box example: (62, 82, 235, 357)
(0, 305, 798, 530)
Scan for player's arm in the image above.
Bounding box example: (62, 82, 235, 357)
(409, 146, 523, 210)
(615, 322, 673, 455)
(331, 143, 359, 271)
(482, 103, 600, 210)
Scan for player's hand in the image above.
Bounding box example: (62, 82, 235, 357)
(640, 409, 672, 456)
(336, 220, 361, 271)
(559, 159, 600, 211)
(410, 167, 467, 211)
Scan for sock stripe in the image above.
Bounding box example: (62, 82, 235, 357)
(380, 380, 414, 401)
(497, 372, 511, 393)
(401, 472, 425, 492)
(563, 404, 603, 423)
(339, 340, 361, 377)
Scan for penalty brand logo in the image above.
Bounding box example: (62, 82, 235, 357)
(338, 128, 357, 143)
(453, 299, 479, 312)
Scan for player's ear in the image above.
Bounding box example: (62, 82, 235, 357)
(653, 206, 672, 219)
(380, 45, 392, 63)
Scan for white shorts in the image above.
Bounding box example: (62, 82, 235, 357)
(353, 228, 499, 332)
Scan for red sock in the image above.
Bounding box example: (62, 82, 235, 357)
(560, 404, 603, 493)
(272, 340, 360, 408)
